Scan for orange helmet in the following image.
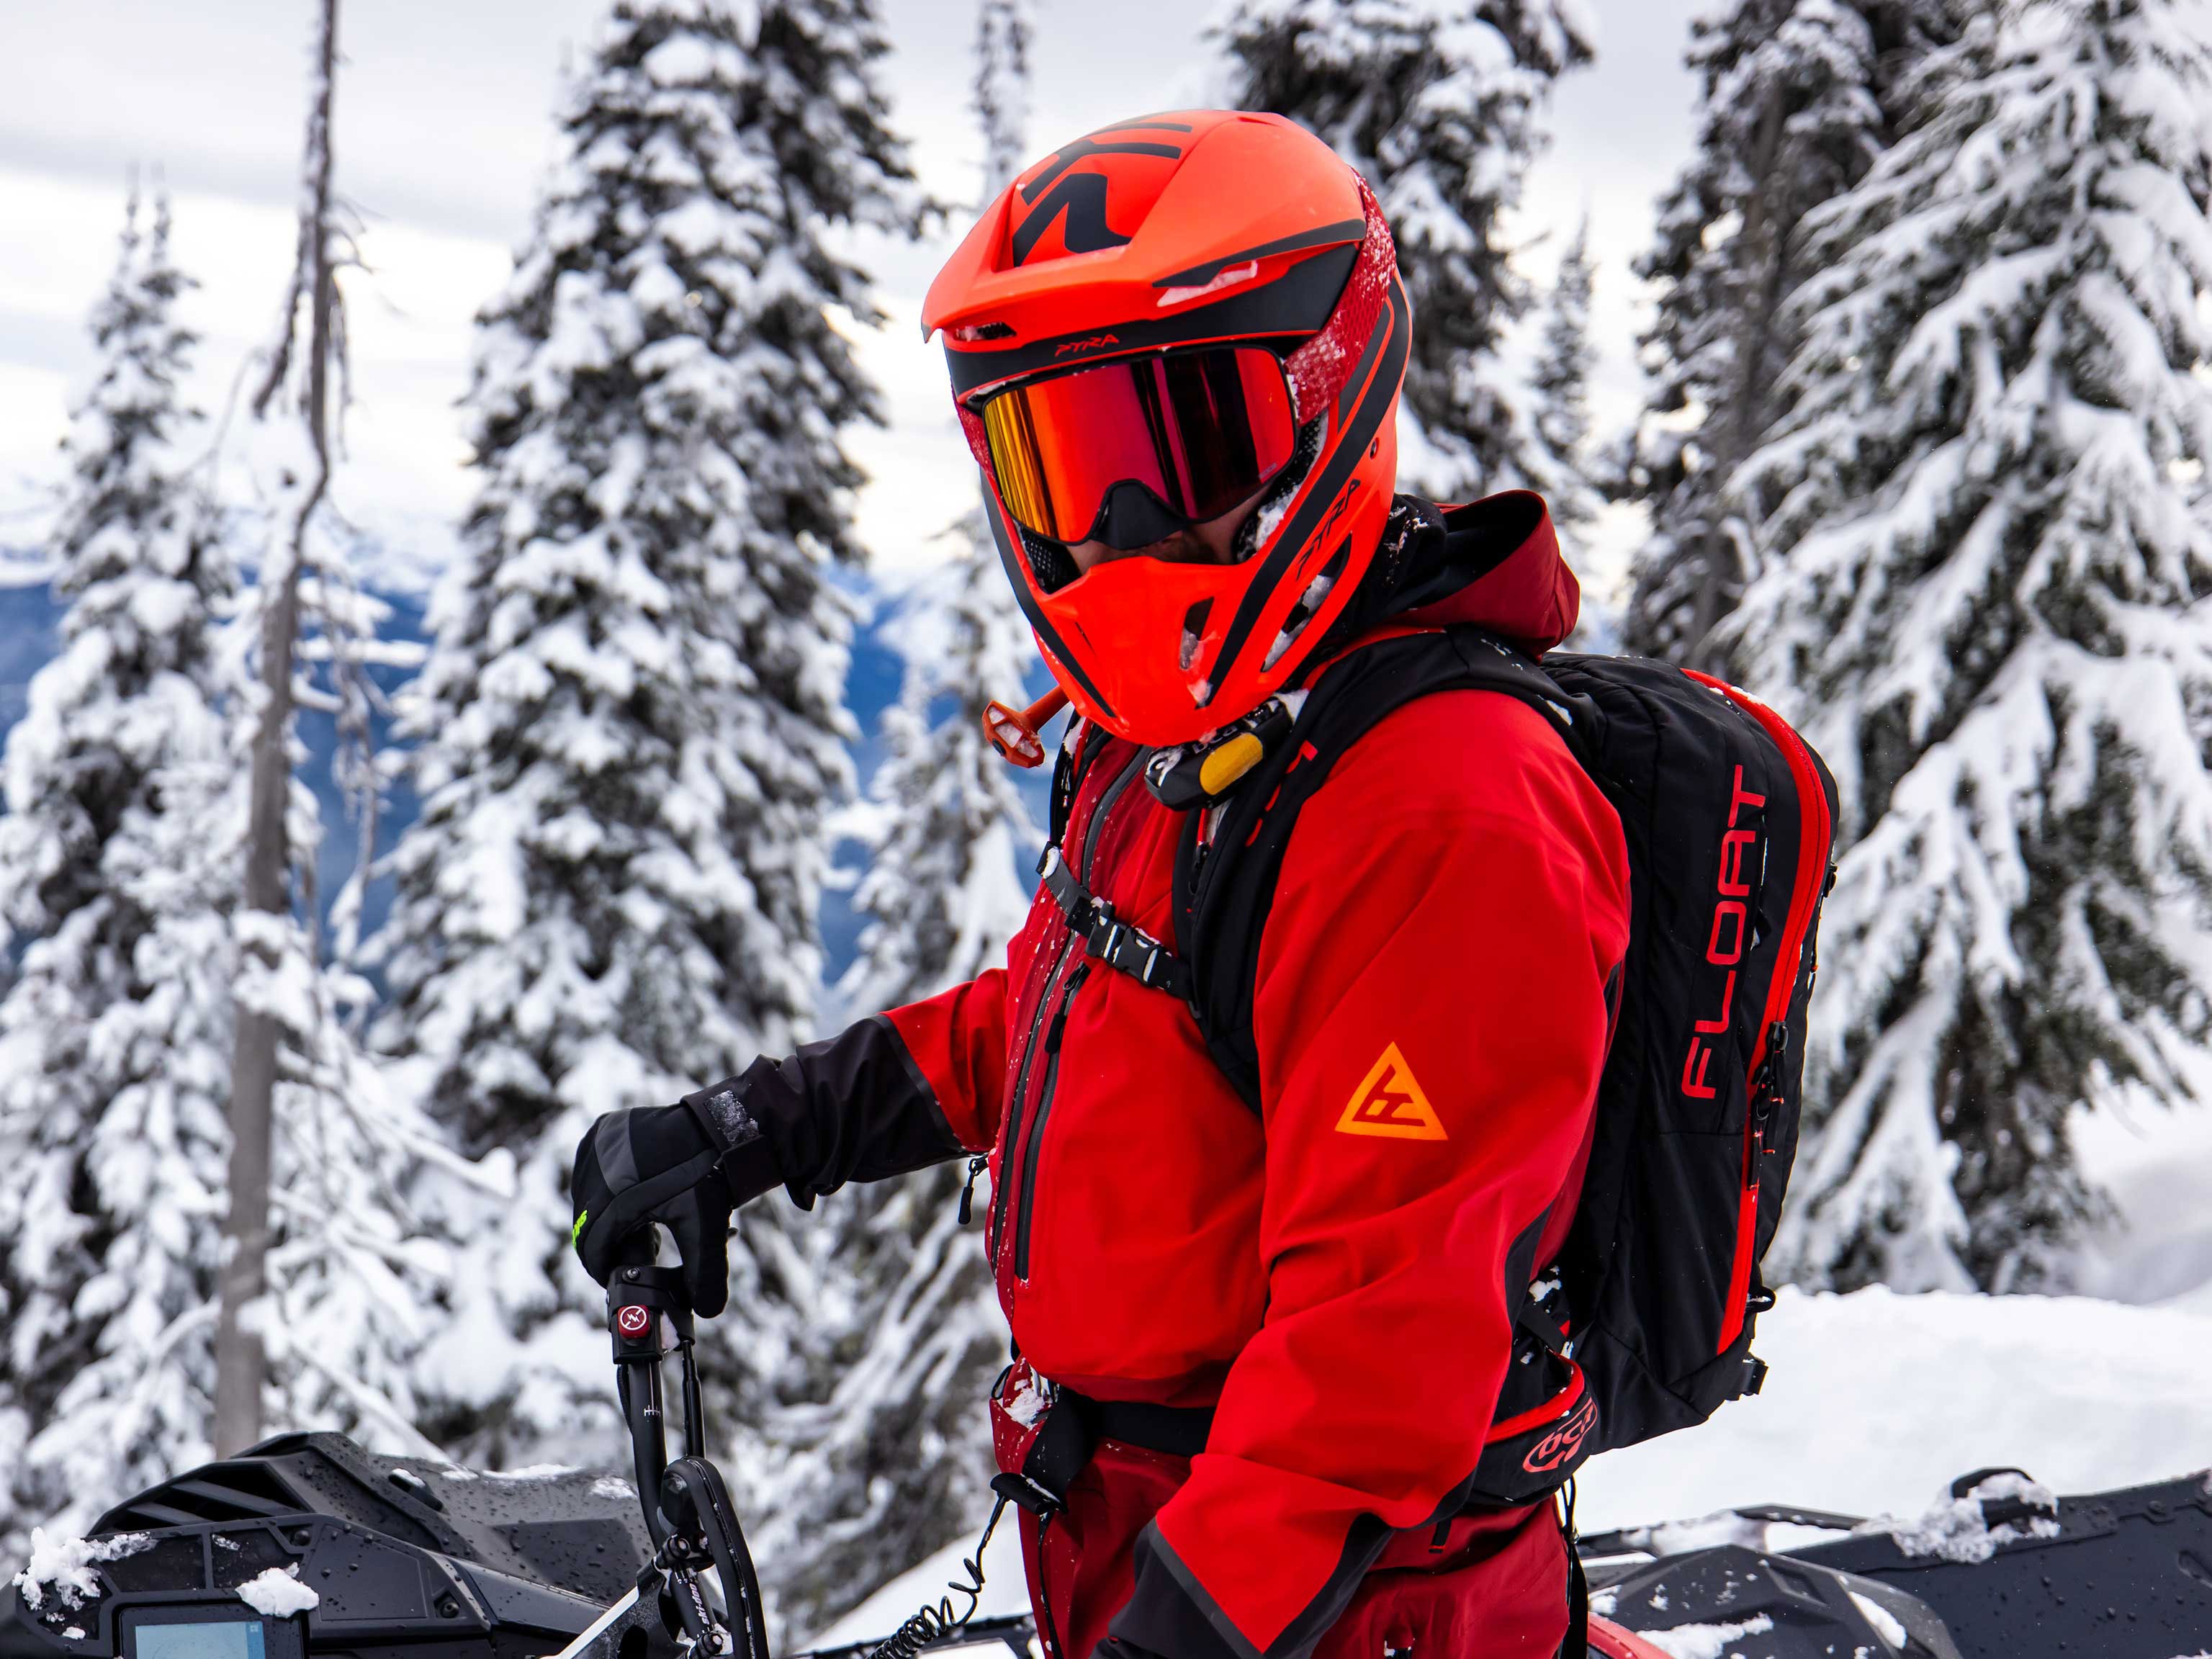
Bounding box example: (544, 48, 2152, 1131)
(922, 110, 1410, 749)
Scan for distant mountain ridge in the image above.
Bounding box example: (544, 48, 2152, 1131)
(0, 573, 925, 982)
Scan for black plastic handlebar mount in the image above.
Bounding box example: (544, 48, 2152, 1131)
(607, 1228, 769, 1659)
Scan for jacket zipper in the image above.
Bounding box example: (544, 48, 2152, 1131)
(1015, 962, 1089, 1280)
(991, 940, 1075, 1260)
(988, 749, 1143, 1264)
(1696, 675, 1835, 1354)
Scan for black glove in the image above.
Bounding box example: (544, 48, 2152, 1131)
(570, 1086, 780, 1317)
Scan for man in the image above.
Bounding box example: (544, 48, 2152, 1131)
(572, 111, 1629, 1659)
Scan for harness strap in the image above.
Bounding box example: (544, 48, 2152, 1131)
(1040, 848, 1196, 1002)
(1074, 1391, 1215, 1460)
(1516, 1295, 1572, 1360)
(992, 1384, 1215, 1519)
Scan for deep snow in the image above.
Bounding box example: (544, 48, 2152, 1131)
(1578, 1285, 2212, 1534)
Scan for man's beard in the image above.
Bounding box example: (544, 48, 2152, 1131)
(1133, 527, 1226, 565)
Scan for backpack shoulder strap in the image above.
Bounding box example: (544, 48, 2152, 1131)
(1046, 716, 1107, 853)
(1172, 628, 1596, 1108)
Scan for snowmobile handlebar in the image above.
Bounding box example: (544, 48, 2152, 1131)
(607, 1226, 771, 1659)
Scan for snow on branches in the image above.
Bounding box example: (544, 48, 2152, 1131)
(1725, 0, 2212, 1292)
(1619, 0, 1961, 668)
(1216, 0, 1595, 502)
(375, 0, 920, 1480)
(0, 185, 238, 1547)
(1532, 217, 1601, 542)
(971, 0, 1033, 203)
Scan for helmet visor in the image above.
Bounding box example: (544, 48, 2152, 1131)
(978, 346, 1298, 549)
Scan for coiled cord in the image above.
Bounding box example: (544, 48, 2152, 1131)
(865, 1495, 1010, 1659)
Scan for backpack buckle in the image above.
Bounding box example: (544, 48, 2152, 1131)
(1142, 692, 1303, 810)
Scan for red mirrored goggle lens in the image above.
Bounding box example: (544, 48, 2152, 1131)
(978, 346, 1298, 546)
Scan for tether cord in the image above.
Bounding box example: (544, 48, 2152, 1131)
(1560, 1477, 1588, 1659)
(864, 1495, 1010, 1659)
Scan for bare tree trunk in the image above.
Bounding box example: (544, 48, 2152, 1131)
(216, 0, 340, 1460)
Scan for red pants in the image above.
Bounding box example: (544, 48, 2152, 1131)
(1020, 1441, 1571, 1659)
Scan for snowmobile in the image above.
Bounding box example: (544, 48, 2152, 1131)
(6, 1240, 2211, 1659)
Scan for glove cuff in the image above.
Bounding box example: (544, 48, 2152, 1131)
(680, 1079, 782, 1208)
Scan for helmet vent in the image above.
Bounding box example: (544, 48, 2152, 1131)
(953, 322, 1016, 341)
(1261, 539, 1353, 672)
(1179, 600, 1213, 671)
(1022, 525, 1080, 594)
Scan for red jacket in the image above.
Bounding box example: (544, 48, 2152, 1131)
(728, 500, 1629, 1659)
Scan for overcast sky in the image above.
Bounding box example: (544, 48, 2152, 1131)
(0, 0, 1699, 587)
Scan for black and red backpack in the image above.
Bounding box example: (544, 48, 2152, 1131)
(1034, 498, 1839, 1509)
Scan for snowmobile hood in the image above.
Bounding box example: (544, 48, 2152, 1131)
(1334, 491, 1581, 658)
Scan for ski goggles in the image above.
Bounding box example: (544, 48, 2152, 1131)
(976, 346, 1298, 550)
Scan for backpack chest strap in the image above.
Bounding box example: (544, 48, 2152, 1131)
(1040, 848, 1195, 1002)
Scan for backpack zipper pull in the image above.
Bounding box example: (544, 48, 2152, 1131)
(1746, 1020, 1788, 1185)
(958, 1156, 988, 1226)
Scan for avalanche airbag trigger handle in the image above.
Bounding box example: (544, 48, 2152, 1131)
(985, 687, 1069, 768)
(608, 1256, 697, 1357)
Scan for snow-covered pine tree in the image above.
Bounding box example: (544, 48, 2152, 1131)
(1530, 216, 1601, 541)
(376, 0, 917, 1497)
(839, 564, 1038, 1023)
(742, 1, 1037, 1625)
(1217, 0, 1596, 501)
(971, 0, 1033, 206)
(767, 549, 1037, 1626)
(0, 184, 240, 1545)
(1723, 0, 2212, 1292)
(1619, 0, 1961, 667)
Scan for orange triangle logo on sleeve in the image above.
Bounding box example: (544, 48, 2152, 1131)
(1336, 1042, 1448, 1141)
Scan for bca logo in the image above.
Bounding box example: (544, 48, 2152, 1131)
(1522, 1395, 1599, 1475)
(616, 1304, 652, 1337)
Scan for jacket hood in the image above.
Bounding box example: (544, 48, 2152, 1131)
(1378, 492, 1581, 652)
(1298, 492, 1581, 673)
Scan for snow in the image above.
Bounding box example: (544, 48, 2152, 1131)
(1861, 1471, 2060, 1564)
(1603, 1510, 1837, 1560)
(1635, 1614, 1773, 1659)
(1578, 1285, 2212, 1534)
(1000, 1370, 1051, 1429)
(1848, 1591, 1906, 1649)
(14, 1530, 149, 1611)
(2072, 1096, 2212, 1306)
(807, 1521, 1028, 1651)
(235, 1567, 319, 1617)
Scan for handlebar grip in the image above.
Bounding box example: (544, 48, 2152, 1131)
(610, 1225, 661, 1270)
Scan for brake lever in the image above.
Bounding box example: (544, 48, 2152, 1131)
(662, 1457, 770, 1659)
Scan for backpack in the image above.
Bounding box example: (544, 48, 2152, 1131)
(1040, 625, 1838, 1506)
